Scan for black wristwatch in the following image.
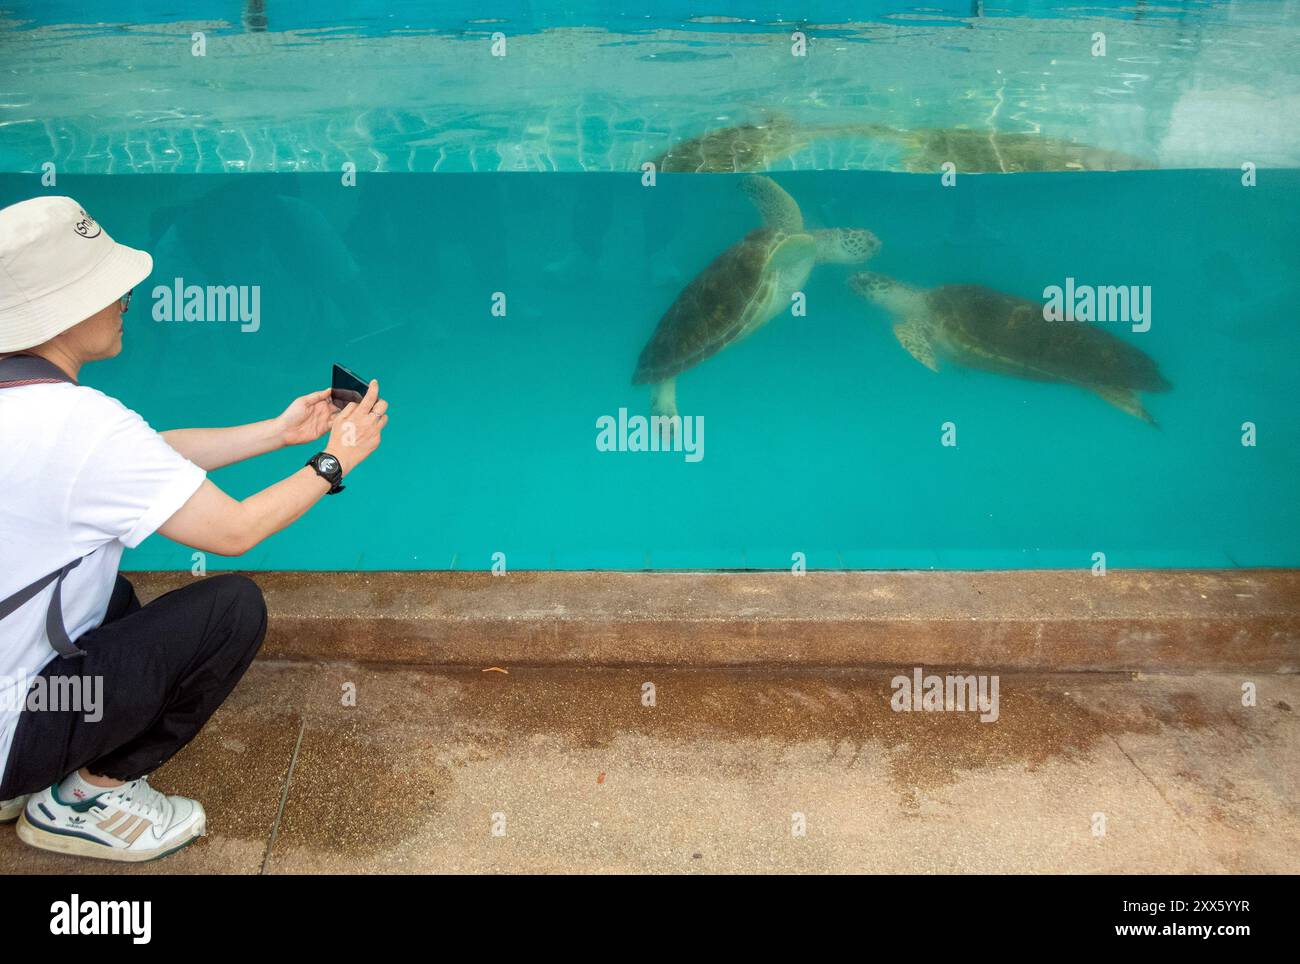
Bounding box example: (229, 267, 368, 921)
(306, 452, 345, 494)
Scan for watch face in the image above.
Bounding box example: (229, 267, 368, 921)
(319, 456, 339, 474)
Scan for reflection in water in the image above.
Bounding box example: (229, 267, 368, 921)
(654, 117, 1156, 174)
(5, 4, 1298, 173)
(243, 0, 267, 33)
(653, 116, 816, 173)
(871, 127, 1157, 174)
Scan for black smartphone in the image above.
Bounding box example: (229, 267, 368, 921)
(331, 363, 370, 410)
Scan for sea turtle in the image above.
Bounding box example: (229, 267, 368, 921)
(633, 176, 880, 427)
(650, 115, 904, 173)
(861, 125, 1156, 173)
(652, 116, 816, 173)
(848, 272, 1171, 423)
(652, 117, 1153, 174)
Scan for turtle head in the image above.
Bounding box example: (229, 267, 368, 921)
(813, 228, 881, 264)
(848, 271, 917, 313)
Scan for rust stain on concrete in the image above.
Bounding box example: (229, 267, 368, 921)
(273, 718, 455, 857)
(266, 666, 1285, 859)
(151, 710, 300, 843)
(438, 670, 1090, 800)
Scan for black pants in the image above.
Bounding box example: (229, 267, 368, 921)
(0, 573, 267, 799)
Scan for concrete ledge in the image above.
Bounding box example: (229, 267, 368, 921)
(127, 569, 1300, 672)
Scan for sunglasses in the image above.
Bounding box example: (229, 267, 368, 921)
(119, 288, 133, 313)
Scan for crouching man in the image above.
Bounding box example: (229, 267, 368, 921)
(0, 196, 388, 861)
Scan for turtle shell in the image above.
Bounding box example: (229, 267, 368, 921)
(903, 129, 1156, 173)
(929, 284, 1170, 391)
(653, 119, 800, 173)
(632, 228, 787, 384)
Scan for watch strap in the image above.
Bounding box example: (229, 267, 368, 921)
(306, 452, 345, 494)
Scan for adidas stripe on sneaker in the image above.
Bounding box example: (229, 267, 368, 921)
(17, 777, 205, 862)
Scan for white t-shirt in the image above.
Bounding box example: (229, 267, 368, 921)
(0, 381, 205, 785)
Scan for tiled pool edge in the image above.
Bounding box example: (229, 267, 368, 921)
(129, 570, 1300, 673)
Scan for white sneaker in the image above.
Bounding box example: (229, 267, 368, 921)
(1, 795, 28, 824)
(17, 777, 205, 862)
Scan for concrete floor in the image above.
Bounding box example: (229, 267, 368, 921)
(1, 663, 1296, 874)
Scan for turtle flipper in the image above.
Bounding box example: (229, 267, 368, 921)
(650, 377, 680, 444)
(740, 175, 803, 232)
(894, 318, 939, 372)
(1092, 385, 1157, 426)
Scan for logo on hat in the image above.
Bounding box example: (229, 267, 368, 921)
(74, 210, 101, 239)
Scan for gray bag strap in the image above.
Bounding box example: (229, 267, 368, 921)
(0, 558, 87, 657)
(0, 354, 88, 657)
(0, 353, 79, 388)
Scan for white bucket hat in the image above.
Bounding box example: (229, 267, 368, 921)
(0, 196, 153, 352)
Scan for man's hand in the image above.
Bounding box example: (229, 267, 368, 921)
(160, 380, 388, 557)
(327, 379, 387, 476)
(276, 388, 336, 448)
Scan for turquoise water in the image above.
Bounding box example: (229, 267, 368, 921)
(4, 1, 1300, 173)
(1, 3, 1297, 570)
(1, 170, 1294, 571)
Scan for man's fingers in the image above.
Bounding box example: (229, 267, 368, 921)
(357, 379, 380, 414)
